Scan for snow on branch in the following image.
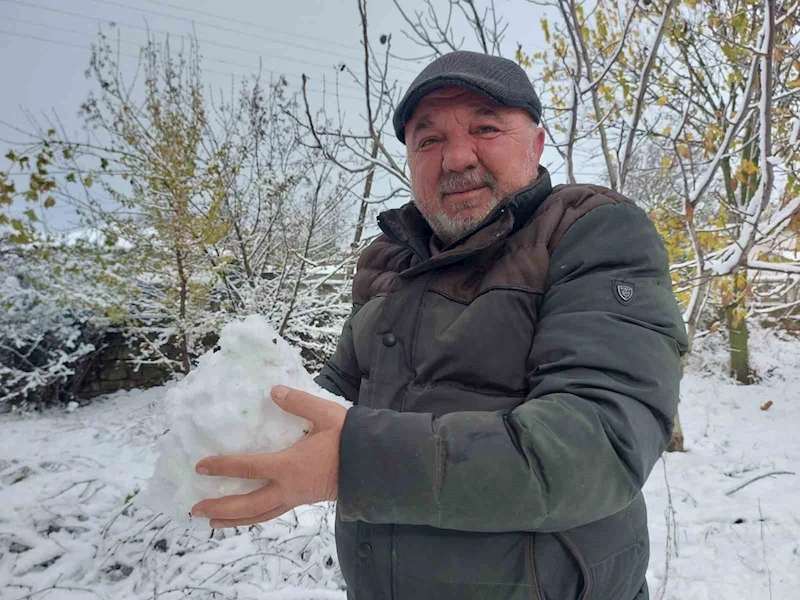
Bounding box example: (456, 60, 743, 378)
(686, 55, 760, 208)
(747, 260, 800, 275)
(707, 0, 776, 276)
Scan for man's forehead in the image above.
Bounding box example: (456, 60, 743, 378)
(410, 86, 502, 116)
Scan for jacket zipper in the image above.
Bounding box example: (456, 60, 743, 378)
(527, 534, 544, 600)
(556, 531, 594, 600)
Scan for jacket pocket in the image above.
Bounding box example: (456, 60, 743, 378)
(394, 526, 533, 599)
(563, 494, 650, 600)
(527, 532, 588, 600)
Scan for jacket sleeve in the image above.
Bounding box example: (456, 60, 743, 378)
(337, 202, 689, 532)
(314, 304, 363, 404)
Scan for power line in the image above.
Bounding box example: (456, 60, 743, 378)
(136, 0, 425, 77)
(82, 0, 423, 78)
(2, 12, 386, 99)
(2, 0, 413, 90)
(0, 28, 366, 103)
(140, 0, 363, 54)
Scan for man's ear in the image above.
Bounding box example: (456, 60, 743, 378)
(534, 126, 546, 157)
(529, 124, 546, 167)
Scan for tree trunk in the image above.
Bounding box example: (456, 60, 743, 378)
(668, 349, 691, 453)
(352, 138, 379, 249)
(174, 246, 192, 374)
(667, 408, 685, 453)
(726, 272, 752, 384)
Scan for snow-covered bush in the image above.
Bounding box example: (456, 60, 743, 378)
(0, 248, 101, 408)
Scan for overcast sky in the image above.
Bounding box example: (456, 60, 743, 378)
(0, 0, 576, 230)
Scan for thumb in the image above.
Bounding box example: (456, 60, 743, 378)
(271, 385, 333, 427)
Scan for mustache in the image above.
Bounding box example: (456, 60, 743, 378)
(438, 169, 496, 197)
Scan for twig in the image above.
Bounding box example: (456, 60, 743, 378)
(41, 479, 98, 501)
(100, 500, 138, 538)
(656, 456, 677, 600)
(725, 471, 796, 496)
(139, 518, 172, 564)
(12, 585, 100, 600)
(759, 499, 772, 600)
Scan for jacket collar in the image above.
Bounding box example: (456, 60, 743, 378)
(376, 166, 552, 270)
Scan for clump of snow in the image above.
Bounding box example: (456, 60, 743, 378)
(138, 315, 350, 523)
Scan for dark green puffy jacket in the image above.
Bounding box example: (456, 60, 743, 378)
(316, 167, 688, 600)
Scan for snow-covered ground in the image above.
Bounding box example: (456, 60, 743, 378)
(1, 326, 798, 599)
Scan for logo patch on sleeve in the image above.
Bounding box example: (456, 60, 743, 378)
(613, 281, 636, 306)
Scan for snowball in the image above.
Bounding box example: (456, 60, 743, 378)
(137, 315, 351, 523)
(66, 401, 79, 413)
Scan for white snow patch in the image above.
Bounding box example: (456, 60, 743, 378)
(645, 325, 800, 599)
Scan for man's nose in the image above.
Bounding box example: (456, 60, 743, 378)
(441, 135, 478, 173)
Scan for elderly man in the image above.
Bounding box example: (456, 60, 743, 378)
(192, 51, 688, 600)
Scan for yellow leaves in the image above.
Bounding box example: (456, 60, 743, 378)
(721, 44, 738, 62)
(657, 96, 668, 106)
(540, 18, 551, 44)
(740, 158, 759, 175)
(789, 78, 800, 90)
(730, 304, 747, 328)
(703, 124, 723, 155)
(663, 126, 672, 137)
(730, 13, 747, 36)
(734, 159, 759, 185)
(597, 12, 608, 40)
(677, 143, 691, 159)
(661, 156, 673, 170)
(515, 46, 532, 69)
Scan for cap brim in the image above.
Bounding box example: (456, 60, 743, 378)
(394, 74, 536, 144)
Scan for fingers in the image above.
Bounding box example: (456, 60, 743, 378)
(209, 504, 290, 529)
(196, 451, 282, 480)
(271, 386, 336, 427)
(191, 483, 283, 520)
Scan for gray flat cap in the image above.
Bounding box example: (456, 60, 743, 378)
(393, 51, 542, 144)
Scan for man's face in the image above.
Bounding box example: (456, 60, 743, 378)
(406, 87, 545, 245)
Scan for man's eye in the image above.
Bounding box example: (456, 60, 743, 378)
(419, 138, 439, 148)
(476, 126, 498, 134)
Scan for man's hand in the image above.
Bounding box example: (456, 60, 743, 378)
(191, 385, 347, 528)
